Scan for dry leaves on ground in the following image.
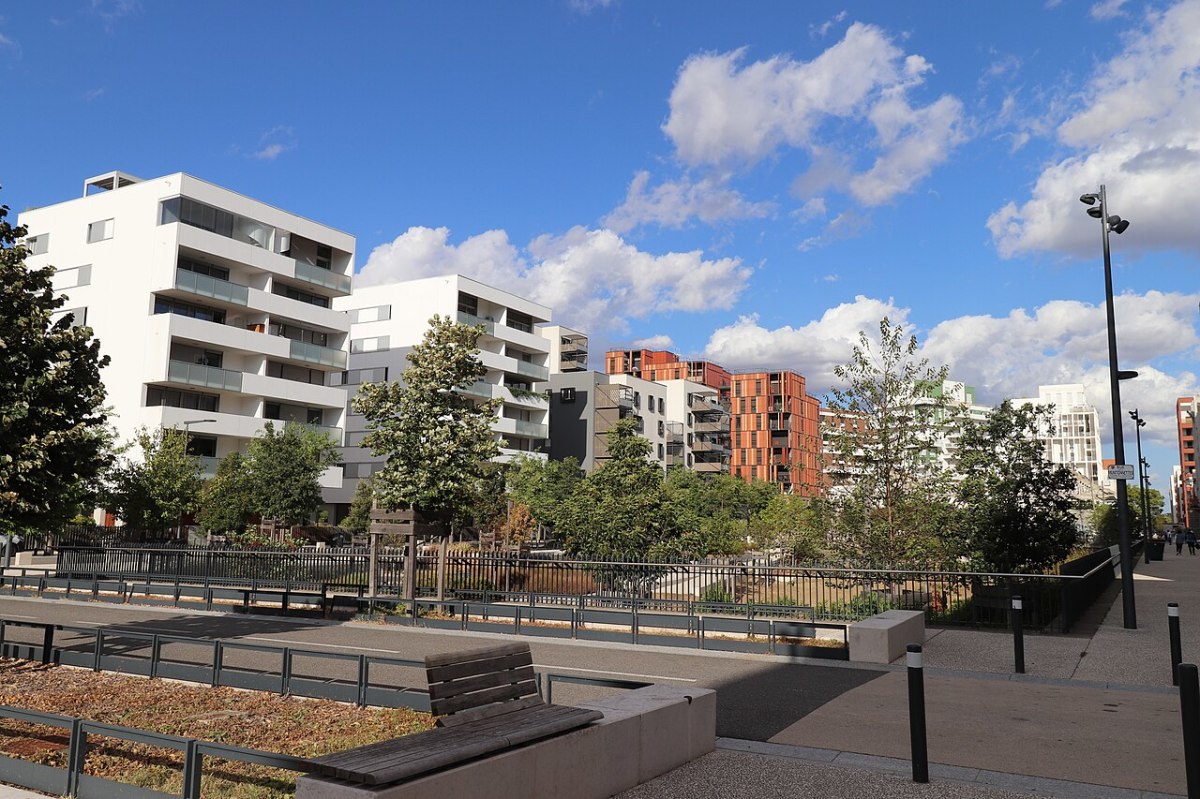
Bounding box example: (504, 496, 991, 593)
(0, 658, 433, 798)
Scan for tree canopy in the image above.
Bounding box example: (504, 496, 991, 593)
(352, 315, 500, 528)
(106, 428, 203, 536)
(0, 194, 112, 533)
(245, 422, 341, 526)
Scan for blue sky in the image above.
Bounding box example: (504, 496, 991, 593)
(4, 1, 1198, 499)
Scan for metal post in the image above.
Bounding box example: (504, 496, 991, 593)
(906, 644, 929, 783)
(1011, 595, 1025, 674)
(1171, 603, 1183, 686)
(1097, 185, 1136, 628)
(1179, 663, 1200, 799)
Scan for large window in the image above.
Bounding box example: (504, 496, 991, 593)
(266, 360, 325, 385)
(146, 386, 219, 413)
(178, 257, 230, 282)
(271, 323, 328, 346)
(153, 296, 226, 325)
(329, 367, 389, 387)
(273, 282, 330, 308)
(160, 196, 236, 238)
(87, 218, 114, 243)
(26, 234, 49, 255)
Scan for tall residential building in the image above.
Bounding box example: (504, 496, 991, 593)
(1177, 397, 1198, 530)
(328, 275, 553, 511)
(547, 371, 666, 471)
(1013, 384, 1107, 489)
(19, 170, 354, 491)
(604, 349, 732, 391)
(660, 380, 731, 474)
(728, 371, 822, 494)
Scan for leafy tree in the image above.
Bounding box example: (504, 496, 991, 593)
(341, 474, 376, 535)
(353, 316, 501, 530)
(106, 428, 203, 537)
(955, 400, 1079, 573)
(506, 455, 583, 535)
(0, 194, 112, 534)
(823, 317, 959, 563)
(663, 470, 774, 556)
(558, 419, 678, 558)
(748, 494, 826, 560)
(196, 452, 254, 535)
(245, 422, 340, 526)
(1093, 485, 1165, 546)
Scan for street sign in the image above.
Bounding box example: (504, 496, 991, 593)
(1108, 464, 1135, 481)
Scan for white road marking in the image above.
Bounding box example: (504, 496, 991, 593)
(538, 665, 696, 682)
(0, 614, 39, 620)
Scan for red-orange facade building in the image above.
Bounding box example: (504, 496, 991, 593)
(1178, 397, 1198, 530)
(605, 349, 821, 494)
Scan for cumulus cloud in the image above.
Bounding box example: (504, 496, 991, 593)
(250, 125, 296, 161)
(632, 334, 675, 350)
(1090, 0, 1129, 19)
(988, 0, 1200, 257)
(355, 226, 750, 338)
(661, 23, 964, 204)
(603, 171, 775, 233)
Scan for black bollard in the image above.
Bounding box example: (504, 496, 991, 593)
(1171, 603, 1183, 687)
(906, 643, 929, 783)
(1179, 663, 1200, 799)
(1011, 595, 1025, 674)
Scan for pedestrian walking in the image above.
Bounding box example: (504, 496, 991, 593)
(1187, 529, 1197, 556)
(1177, 529, 1185, 555)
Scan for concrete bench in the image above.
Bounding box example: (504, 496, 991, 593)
(848, 609, 924, 664)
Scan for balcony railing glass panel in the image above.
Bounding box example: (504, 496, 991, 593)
(289, 339, 348, 369)
(294, 259, 351, 293)
(167, 360, 243, 392)
(175, 268, 249, 306)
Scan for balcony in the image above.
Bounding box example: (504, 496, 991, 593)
(457, 311, 497, 335)
(167, 360, 243, 393)
(288, 339, 348, 369)
(694, 419, 726, 434)
(175, 268, 249, 306)
(294, 259, 351, 294)
(513, 419, 549, 438)
(560, 351, 588, 371)
(460, 381, 496, 400)
(510, 359, 549, 382)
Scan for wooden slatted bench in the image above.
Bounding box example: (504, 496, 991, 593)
(312, 642, 603, 786)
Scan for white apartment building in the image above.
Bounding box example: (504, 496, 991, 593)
(329, 275, 552, 508)
(660, 380, 731, 473)
(1013, 383, 1107, 489)
(19, 171, 355, 492)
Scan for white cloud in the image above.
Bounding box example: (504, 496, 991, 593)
(356, 226, 751, 338)
(632, 334, 675, 350)
(661, 23, 965, 206)
(1090, 0, 1129, 19)
(568, 0, 615, 13)
(603, 171, 775, 233)
(250, 125, 297, 161)
(989, 0, 1200, 257)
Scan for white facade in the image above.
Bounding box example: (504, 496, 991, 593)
(19, 171, 355, 489)
(1013, 383, 1108, 490)
(331, 274, 553, 505)
(660, 379, 730, 473)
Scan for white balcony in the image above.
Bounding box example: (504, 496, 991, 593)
(167, 359, 243, 393)
(494, 417, 549, 440)
(242, 372, 348, 408)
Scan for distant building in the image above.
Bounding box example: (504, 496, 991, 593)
(1177, 397, 1198, 530)
(1013, 384, 1108, 492)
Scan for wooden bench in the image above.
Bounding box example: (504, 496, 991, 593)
(312, 642, 603, 786)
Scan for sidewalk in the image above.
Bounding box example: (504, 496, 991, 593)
(626, 552, 1200, 798)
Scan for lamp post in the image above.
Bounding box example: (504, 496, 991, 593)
(178, 418, 215, 540)
(1142, 459, 1153, 540)
(1080, 186, 1136, 628)
(1130, 410, 1148, 563)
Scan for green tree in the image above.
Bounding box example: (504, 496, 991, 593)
(558, 419, 678, 558)
(196, 452, 254, 535)
(1092, 485, 1165, 546)
(955, 400, 1079, 573)
(748, 494, 826, 560)
(106, 428, 203, 537)
(245, 422, 340, 526)
(663, 470, 774, 556)
(341, 474, 376, 535)
(506, 455, 584, 535)
(353, 316, 501, 530)
(0, 194, 112, 534)
(823, 317, 959, 563)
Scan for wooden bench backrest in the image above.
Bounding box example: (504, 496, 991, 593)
(424, 642, 542, 727)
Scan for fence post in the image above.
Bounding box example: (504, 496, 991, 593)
(357, 655, 369, 707)
(907, 644, 929, 783)
(66, 718, 85, 797)
(1179, 663, 1200, 799)
(182, 739, 202, 799)
(1011, 595, 1025, 674)
(1171, 603, 1184, 687)
(93, 629, 103, 672)
(41, 624, 54, 666)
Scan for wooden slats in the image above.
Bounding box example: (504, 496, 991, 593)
(310, 643, 604, 787)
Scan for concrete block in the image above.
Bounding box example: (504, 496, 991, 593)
(848, 610, 924, 664)
(533, 706, 642, 798)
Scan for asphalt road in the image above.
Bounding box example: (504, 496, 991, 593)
(0, 596, 884, 741)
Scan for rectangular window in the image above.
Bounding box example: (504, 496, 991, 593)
(87, 219, 114, 243)
(350, 336, 389, 354)
(560, 387, 576, 403)
(26, 234, 49, 255)
(146, 386, 219, 413)
(457, 292, 479, 316)
(273, 282, 330, 308)
(348, 305, 392, 324)
(507, 310, 533, 334)
(658, 443, 664, 459)
(316, 244, 333, 270)
(53, 265, 92, 290)
(178, 258, 230, 282)
(186, 436, 217, 458)
(658, 397, 664, 414)
(52, 307, 87, 328)
(154, 296, 226, 325)
(272, 323, 328, 347)
(330, 367, 389, 387)
(160, 196, 236, 238)
(266, 361, 325, 385)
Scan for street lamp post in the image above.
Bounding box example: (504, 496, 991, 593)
(1130, 410, 1148, 564)
(178, 418, 216, 541)
(1080, 185, 1136, 629)
(1142, 460, 1153, 540)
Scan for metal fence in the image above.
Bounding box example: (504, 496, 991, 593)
(52, 545, 1123, 633)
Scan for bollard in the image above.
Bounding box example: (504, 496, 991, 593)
(1179, 663, 1200, 799)
(1171, 603, 1183, 687)
(906, 643, 929, 783)
(1011, 595, 1025, 674)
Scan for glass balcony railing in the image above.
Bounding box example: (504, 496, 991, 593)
(289, 339, 348, 369)
(510, 359, 549, 382)
(294, 259, 351, 293)
(460, 381, 494, 399)
(198, 456, 220, 478)
(167, 359, 243, 392)
(457, 311, 497, 335)
(175, 269, 249, 306)
(512, 420, 549, 438)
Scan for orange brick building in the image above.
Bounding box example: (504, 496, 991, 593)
(1178, 397, 1198, 530)
(605, 349, 821, 494)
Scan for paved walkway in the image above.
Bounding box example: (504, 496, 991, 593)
(624, 551, 1200, 798)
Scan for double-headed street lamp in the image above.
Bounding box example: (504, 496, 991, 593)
(1080, 186, 1136, 629)
(1130, 410, 1149, 563)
